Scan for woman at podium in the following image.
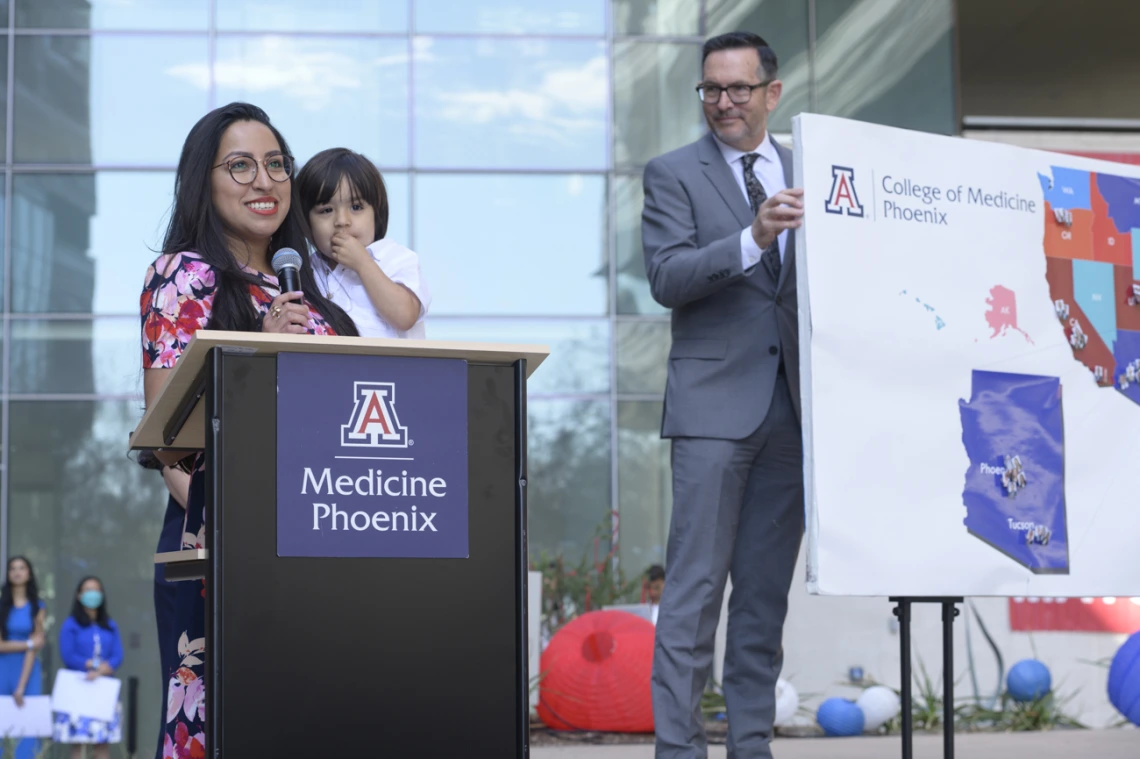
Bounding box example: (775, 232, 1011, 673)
(138, 102, 357, 758)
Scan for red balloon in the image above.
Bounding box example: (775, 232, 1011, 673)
(537, 610, 655, 733)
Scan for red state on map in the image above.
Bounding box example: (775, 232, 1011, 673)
(1046, 257, 1116, 383)
(1091, 180, 1133, 265)
(1042, 201, 1094, 260)
(984, 285, 1032, 342)
(1115, 264, 1140, 332)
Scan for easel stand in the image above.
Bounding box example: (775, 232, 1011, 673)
(890, 597, 963, 759)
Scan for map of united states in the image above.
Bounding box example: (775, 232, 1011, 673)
(1039, 166, 1140, 404)
(957, 164, 1140, 575)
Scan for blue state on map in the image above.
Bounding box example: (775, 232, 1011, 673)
(1038, 167, 1092, 210)
(1095, 173, 1140, 233)
(959, 370, 1069, 574)
(1072, 259, 1118, 349)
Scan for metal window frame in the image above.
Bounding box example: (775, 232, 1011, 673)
(0, 0, 970, 580)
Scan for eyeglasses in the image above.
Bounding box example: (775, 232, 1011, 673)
(696, 80, 772, 105)
(214, 154, 295, 185)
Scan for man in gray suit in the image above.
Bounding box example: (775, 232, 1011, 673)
(641, 31, 805, 759)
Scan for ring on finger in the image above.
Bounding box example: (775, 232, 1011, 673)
(271, 306, 282, 318)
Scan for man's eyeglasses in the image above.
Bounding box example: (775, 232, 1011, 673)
(214, 154, 295, 185)
(696, 80, 772, 105)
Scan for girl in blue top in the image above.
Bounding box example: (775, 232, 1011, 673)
(0, 556, 45, 759)
(54, 576, 123, 759)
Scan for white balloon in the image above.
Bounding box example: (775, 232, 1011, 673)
(856, 685, 900, 730)
(774, 678, 799, 727)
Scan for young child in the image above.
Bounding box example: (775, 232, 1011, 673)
(297, 148, 430, 338)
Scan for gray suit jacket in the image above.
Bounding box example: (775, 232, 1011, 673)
(642, 131, 800, 440)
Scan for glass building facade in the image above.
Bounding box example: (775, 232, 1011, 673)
(0, 0, 954, 751)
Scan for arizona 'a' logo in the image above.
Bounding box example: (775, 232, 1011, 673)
(341, 381, 409, 447)
(824, 166, 864, 217)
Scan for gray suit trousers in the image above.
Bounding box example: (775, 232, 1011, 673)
(652, 377, 804, 759)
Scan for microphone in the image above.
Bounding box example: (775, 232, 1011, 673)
(271, 248, 303, 294)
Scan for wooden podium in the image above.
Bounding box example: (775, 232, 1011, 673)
(130, 331, 548, 757)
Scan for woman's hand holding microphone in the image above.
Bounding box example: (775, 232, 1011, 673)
(261, 291, 308, 334)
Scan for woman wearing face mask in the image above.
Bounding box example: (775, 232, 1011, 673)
(54, 577, 123, 759)
(0, 556, 46, 759)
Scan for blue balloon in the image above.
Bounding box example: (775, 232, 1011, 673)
(817, 697, 864, 737)
(1007, 659, 1052, 702)
(1108, 630, 1140, 726)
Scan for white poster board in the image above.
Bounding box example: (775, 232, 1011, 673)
(50, 670, 121, 722)
(528, 569, 541, 712)
(0, 696, 53, 739)
(794, 113, 1140, 597)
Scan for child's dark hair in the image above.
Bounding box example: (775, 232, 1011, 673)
(296, 148, 390, 242)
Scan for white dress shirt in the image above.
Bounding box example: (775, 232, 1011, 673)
(313, 238, 431, 339)
(713, 132, 788, 271)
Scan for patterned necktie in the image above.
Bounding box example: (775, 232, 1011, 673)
(741, 152, 781, 281)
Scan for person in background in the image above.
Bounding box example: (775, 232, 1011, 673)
(54, 577, 124, 759)
(645, 565, 666, 624)
(0, 556, 45, 759)
(297, 147, 431, 339)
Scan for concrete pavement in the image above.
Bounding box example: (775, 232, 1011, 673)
(532, 729, 1137, 758)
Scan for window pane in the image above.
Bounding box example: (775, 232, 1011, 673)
(414, 174, 607, 316)
(415, 0, 605, 35)
(959, 1, 1139, 121)
(815, 0, 955, 134)
(214, 37, 409, 167)
(617, 320, 669, 394)
(618, 400, 671, 572)
(16, 0, 209, 30)
(704, 0, 810, 134)
(14, 36, 209, 165)
(614, 0, 699, 36)
(0, 39, 7, 163)
(528, 399, 612, 562)
(615, 173, 667, 315)
(11, 172, 174, 315)
(7, 401, 168, 757)
(427, 318, 610, 394)
(216, 0, 408, 32)
(9, 319, 142, 396)
(414, 38, 607, 169)
(614, 42, 704, 169)
(381, 172, 410, 250)
(0, 172, 6, 308)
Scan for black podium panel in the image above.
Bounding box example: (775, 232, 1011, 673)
(205, 352, 528, 757)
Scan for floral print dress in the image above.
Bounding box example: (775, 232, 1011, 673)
(141, 251, 338, 759)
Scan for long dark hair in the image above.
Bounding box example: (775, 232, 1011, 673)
(0, 556, 41, 641)
(161, 101, 358, 337)
(296, 147, 390, 243)
(70, 576, 113, 631)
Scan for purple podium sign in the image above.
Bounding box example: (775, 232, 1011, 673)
(276, 352, 468, 558)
